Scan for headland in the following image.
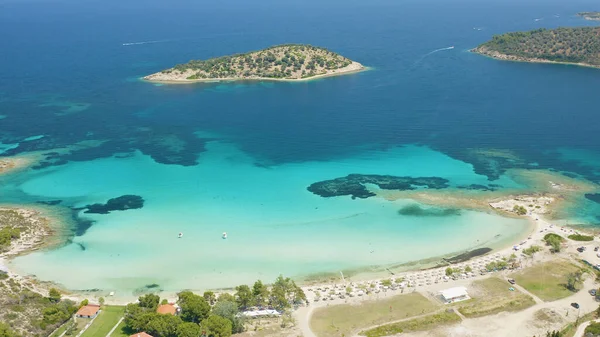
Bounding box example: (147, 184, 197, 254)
(472, 27, 600, 69)
(143, 44, 366, 83)
(578, 11, 600, 21)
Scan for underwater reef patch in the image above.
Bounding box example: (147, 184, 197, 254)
(585, 193, 600, 204)
(77, 195, 144, 214)
(307, 174, 450, 199)
(457, 184, 500, 191)
(444, 247, 492, 264)
(398, 204, 461, 217)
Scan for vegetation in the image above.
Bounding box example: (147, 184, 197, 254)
(456, 278, 536, 317)
(476, 27, 600, 66)
(523, 245, 542, 256)
(485, 260, 508, 271)
(80, 306, 126, 337)
(513, 205, 527, 215)
(568, 234, 594, 241)
(310, 292, 438, 337)
(585, 322, 600, 335)
(544, 233, 564, 253)
(511, 260, 583, 301)
(359, 311, 461, 337)
(123, 275, 305, 337)
(0, 227, 20, 252)
(578, 12, 600, 21)
(565, 270, 584, 292)
(162, 44, 355, 80)
(0, 271, 77, 337)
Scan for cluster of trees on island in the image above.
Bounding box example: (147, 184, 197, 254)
(479, 27, 600, 66)
(124, 275, 306, 337)
(165, 44, 352, 80)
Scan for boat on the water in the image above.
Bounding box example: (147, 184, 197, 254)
(178, 232, 183, 238)
(222, 232, 227, 239)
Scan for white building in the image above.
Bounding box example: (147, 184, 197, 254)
(440, 287, 470, 304)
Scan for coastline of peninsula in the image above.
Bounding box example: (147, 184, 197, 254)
(143, 44, 366, 83)
(472, 27, 600, 70)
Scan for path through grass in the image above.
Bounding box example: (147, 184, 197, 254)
(310, 292, 439, 337)
(456, 277, 536, 317)
(511, 260, 582, 301)
(80, 306, 125, 337)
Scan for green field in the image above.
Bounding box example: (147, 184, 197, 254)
(80, 306, 125, 337)
(511, 260, 582, 301)
(310, 292, 439, 337)
(456, 277, 536, 317)
(359, 311, 461, 337)
(110, 319, 134, 337)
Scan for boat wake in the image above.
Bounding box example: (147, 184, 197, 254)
(122, 40, 169, 46)
(411, 46, 455, 68)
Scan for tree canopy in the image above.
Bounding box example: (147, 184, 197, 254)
(162, 44, 354, 80)
(178, 291, 211, 323)
(476, 27, 600, 66)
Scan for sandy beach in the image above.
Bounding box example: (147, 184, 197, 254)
(295, 197, 600, 337)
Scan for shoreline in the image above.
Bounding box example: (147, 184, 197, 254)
(142, 62, 369, 84)
(1, 159, 598, 304)
(471, 47, 600, 71)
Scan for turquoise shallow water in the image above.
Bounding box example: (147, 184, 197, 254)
(1, 0, 600, 295)
(7, 142, 528, 292)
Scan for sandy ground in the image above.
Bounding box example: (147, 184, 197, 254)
(144, 62, 366, 83)
(0, 156, 35, 175)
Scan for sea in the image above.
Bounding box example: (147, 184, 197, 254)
(0, 0, 599, 297)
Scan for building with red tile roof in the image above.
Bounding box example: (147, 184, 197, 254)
(129, 333, 153, 337)
(156, 303, 177, 315)
(76, 304, 101, 318)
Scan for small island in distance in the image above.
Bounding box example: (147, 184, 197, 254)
(577, 11, 600, 21)
(144, 44, 365, 83)
(473, 26, 600, 68)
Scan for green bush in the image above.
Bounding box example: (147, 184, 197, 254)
(568, 234, 594, 241)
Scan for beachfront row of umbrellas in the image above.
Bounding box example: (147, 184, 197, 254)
(304, 253, 516, 302)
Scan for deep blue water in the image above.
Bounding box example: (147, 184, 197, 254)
(1, 0, 600, 292)
(1, 0, 600, 178)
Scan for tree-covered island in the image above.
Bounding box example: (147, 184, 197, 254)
(473, 27, 600, 68)
(577, 12, 600, 21)
(144, 44, 365, 82)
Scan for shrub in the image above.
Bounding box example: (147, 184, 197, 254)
(568, 234, 594, 241)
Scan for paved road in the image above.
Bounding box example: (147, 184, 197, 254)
(574, 319, 597, 337)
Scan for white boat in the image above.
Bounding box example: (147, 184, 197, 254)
(178, 232, 183, 238)
(222, 232, 227, 239)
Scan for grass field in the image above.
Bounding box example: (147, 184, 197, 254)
(511, 260, 582, 301)
(110, 320, 134, 337)
(80, 306, 125, 337)
(456, 277, 536, 317)
(310, 292, 439, 337)
(359, 311, 461, 337)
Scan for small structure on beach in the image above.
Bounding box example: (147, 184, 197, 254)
(130, 333, 153, 337)
(440, 287, 470, 304)
(157, 303, 178, 315)
(240, 309, 281, 318)
(76, 304, 101, 318)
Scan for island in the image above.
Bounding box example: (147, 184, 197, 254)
(144, 44, 365, 83)
(577, 11, 600, 21)
(473, 27, 600, 68)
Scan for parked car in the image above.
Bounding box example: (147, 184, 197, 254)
(508, 278, 516, 285)
(571, 302, 580, 309)
(590, 289, 597, 296)
(577, 247, 585, 253)
(594, 246, 599, 252)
